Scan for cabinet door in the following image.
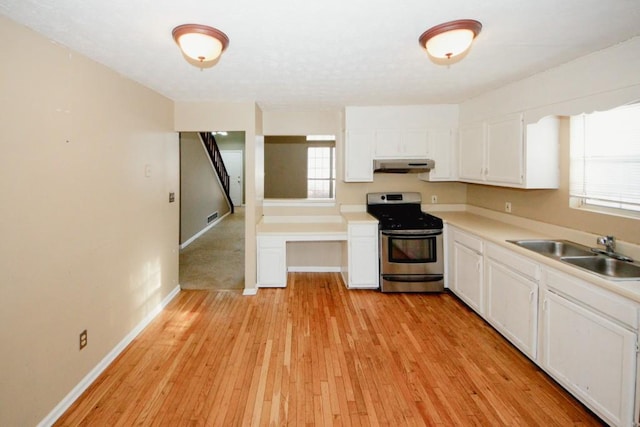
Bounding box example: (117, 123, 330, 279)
(401, 129, 429, 157)
(427, 128, 457, 181)
(344, 130, 373, 182)
(485, 114, 524, 185)
(348, 236, 379, 288)
(257, 237, 286, 287)
(541, 290, 636, 427)
(458, 123, 485, 181)
(452, 241, 484, 314)
(485, 258, 538, 358)
(373, 129, 401, 158)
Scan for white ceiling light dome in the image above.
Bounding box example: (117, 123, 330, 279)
(172, 24, 229, 63)
(419, 19, 482, 60)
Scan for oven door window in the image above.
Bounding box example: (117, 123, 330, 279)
(387, 235, 437, 263)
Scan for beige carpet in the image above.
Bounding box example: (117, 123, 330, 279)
(179, 207, 245, 290)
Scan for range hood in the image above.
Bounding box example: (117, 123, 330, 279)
(373, 159, 435, 173)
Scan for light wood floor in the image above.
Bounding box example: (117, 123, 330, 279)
(56, 273, 603, 426)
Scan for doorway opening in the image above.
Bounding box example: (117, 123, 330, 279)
(178, 131, 246, 290)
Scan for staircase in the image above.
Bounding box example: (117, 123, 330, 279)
(199, 132, 234, 214)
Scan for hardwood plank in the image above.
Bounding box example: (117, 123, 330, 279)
(55, 273, 605, 426)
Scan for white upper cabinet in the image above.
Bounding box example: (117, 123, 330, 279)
(458, 113, 560, 189)
(459, 122, 486, 181)
(344, 105, 459, 182)
(344, 130, 374, 182)
(486, 114, 525, 185)
(420, 128, 458, 181)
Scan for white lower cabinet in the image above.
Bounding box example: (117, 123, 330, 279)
(450, 228, 484, 314)
(485, 244, 539, 359)
(256, 236, 286, 287)
(446, 227, 639, 426)
(346, 223, 379, 288)
(540, 270, 638, 427)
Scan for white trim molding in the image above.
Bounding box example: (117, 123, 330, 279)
(288, 266, 341, 273)
(180, 212, 230, 249)
(242, 287, 258, 296)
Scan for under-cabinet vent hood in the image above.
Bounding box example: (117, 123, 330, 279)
(373, 159, 435, 173)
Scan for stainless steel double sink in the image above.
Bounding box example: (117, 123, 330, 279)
(508, 239, 640, 281)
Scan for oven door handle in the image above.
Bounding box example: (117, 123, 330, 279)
(381, 230, 442, 237)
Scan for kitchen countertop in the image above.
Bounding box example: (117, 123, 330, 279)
(256, 212, 377, 238)
(341, 212, 378, 224)
(436, 211, 640, 304)
(256, 219, 348, 239)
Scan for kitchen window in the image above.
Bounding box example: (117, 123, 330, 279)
(569, 102, 640, 217)
(307, 145, 335, 199)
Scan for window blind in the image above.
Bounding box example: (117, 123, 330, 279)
(570, 103, 640, 213)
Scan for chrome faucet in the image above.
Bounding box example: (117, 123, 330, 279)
(592, 235, 634, 262)
(597, 235, 616, 253)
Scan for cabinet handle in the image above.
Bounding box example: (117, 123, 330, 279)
(542, 298, 547, 311)
(529, 290, 534, 303)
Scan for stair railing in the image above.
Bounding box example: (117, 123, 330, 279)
(199, 132, 234, 213)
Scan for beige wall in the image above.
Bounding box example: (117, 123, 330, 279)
(0, 16, 179, 426)
(287, 242, 343, 268)
(264, 136, 308, 198)
(180, 132, 230, 244)
(461, 36, 640, 245)
(262, 110, 341, 135)
(174, 102, 262, 291)
(340, 176, 467, 205)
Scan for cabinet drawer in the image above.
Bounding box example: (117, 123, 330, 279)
(486, 243, 539, 281)
(544, 267, 638, 330)
(452, 228, 483, 253)
(349, 223, 377, 238)
(258, 236, 285, 248)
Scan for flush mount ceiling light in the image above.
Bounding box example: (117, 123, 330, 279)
(172, 24, 229, 63)
(419, 19, 482, 60)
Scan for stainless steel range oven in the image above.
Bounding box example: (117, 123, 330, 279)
(367, 192, 444, 292)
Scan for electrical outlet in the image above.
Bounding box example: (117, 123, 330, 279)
(505, 202, 512, 213)
(79, 330, 88, 350)
(431, 195, 438, 204)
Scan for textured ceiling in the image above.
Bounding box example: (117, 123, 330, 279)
(1, 0, 640, 111)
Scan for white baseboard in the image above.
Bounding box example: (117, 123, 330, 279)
(180, 212, 230, 249)
(243, 287, 258, 296)
(38, 285, 181, 427)
(287, 266, 341, 273)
